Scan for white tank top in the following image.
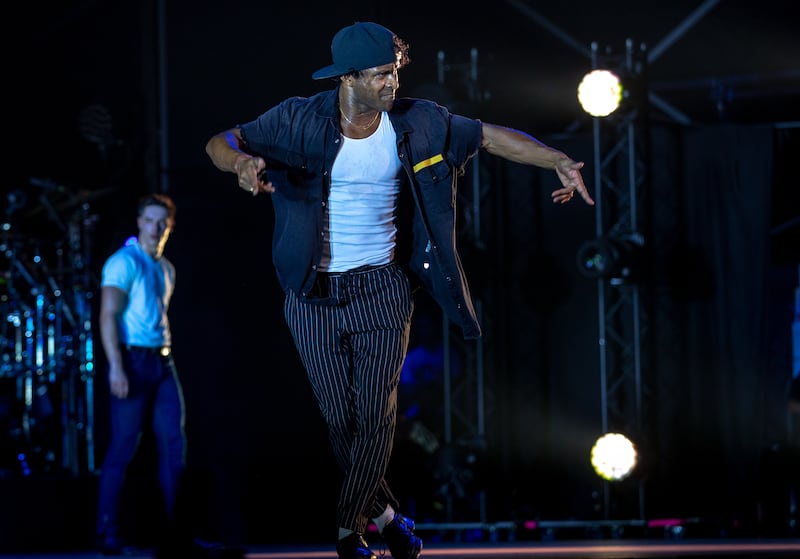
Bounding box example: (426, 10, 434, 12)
(320, 113, 402, 272)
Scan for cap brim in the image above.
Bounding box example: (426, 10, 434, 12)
(311, 64, 342, 80)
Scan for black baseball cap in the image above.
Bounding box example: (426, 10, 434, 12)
(312, 22, 396, 80)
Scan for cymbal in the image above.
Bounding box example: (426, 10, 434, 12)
(23, 185, 119, 218)
(53, 185, 119, 212)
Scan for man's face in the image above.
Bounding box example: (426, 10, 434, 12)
(352, 62, 399, 112)
(137, 204, 173, 255)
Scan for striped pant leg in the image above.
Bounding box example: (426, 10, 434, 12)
(284, 264, 413, 533)
(284, 291, 353, 470)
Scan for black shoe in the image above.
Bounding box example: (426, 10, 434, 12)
(382, 513, 422, 559)
(336, 533, 376, 559)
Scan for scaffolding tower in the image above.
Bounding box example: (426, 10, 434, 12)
(584, 39, 650, 521)
(416, 48, 516, 539)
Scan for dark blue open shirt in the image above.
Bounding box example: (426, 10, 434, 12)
(239, 86, 484, 339)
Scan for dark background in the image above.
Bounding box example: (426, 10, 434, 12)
(3, 0, 799, 552)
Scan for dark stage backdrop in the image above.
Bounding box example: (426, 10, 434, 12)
(644, 124, 794, 528)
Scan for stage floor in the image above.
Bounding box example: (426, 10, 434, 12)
(6, 539, 800, 559)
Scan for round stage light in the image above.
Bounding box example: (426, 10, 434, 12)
(578, 69, 623, 117)
(591, 432, 637, 481)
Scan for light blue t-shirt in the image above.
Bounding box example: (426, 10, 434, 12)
(101, 238, 175, 347)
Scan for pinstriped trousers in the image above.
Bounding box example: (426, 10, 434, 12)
(284, 262, 414, 534)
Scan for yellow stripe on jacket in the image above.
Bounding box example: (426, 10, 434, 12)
(412, 153, 444, 173)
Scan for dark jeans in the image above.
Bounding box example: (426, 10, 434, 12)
(96, 347, 186, 540)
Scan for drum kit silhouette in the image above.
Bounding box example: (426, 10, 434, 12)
(0, 179, 111, 478)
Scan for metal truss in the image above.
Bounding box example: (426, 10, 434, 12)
(587, 39, 650, 520)
(432, 48, 495, 526)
